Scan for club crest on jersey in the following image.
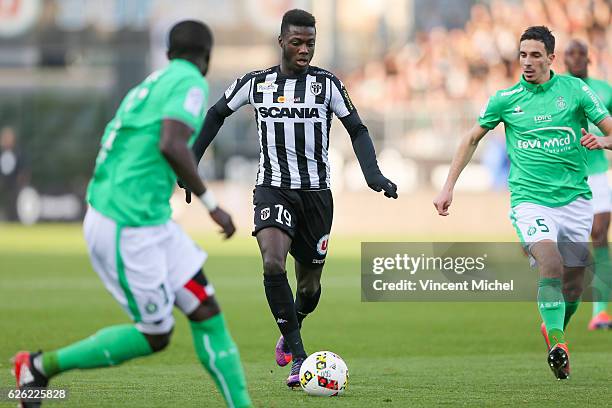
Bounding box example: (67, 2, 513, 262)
(316, 234, 330, 255)
(257, 81, 278, 93)
(556, 96, 567, 110)
(261, 207, 270, 221)
(310, 82, 323, 96)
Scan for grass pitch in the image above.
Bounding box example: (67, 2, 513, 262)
(1, 224, 611, 407)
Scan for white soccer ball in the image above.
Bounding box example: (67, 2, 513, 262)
(299, 351, 349, 396)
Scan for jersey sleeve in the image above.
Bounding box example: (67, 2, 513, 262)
(223, 74, 252, 112)
(330, 77, 356, 118)
(578, 81, 610, 125)
(161, 77, 208, 129)
(477, 93, 503, 129)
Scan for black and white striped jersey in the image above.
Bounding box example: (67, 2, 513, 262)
(220, 65, 356, 190)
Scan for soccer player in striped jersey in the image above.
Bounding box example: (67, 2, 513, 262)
(564, 39, 612, 330)
(188, 9, 398, 387)
(434, 26, 612, 380)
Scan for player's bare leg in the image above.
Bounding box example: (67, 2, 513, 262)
(590, 212, 612, 329)
(531, 240, 570, 379)
(256, 227, 307, 387)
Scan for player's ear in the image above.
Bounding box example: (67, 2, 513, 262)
(548, 52, 555, 65)
(278, 35, 283, 47)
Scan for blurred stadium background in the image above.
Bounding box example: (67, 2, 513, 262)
(0, 0, 610, 236)
(2, 2, 612, 406)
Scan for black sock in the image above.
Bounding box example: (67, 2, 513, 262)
(263, 273, 307, 359)
(295, 286, 322, 328)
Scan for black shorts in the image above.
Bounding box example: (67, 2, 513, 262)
(252, 186, 333, 266)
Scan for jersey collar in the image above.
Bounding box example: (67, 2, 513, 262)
(171, 58, 201, 74)
(520, 70, 558, 93)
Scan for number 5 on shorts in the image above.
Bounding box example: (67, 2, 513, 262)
(536, 218, 550, 232)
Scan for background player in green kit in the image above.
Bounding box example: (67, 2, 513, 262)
(12, 21, 252, 408)
(564, 39, 612, 330)
(433, 26, 612, 380)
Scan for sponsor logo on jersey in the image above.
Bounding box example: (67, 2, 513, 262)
(258, 106, 320, 119)
(277, 95, 286, 103)
(582, 85, 605, 114)
(556, 96, 567, 110)
(501, 86, 523, 97)
(517, 126, 576, 153)
(512, 105, 524, 115)
(533, 114, 552, 123)
(261, 207, 270, 220)
(257, 81, 278, 93)
(527, 226, 536, 236)
(316, 234, 330, 255)
(276, 318, 288, 324)
(310, 81, 323, 96)
(311, 258, 325, 264)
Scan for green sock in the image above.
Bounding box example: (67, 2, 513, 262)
(41, 324, 153, 378)
(563, 301, 580, 330)
(190, 314, 252, 408)
(538, 278, 566, 345)
(592, 246, 612, 317)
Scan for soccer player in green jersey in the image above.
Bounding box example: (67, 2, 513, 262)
(12, 21, 252, 408)
(434, 26, 612, 380)
(564, 39, 612, 330)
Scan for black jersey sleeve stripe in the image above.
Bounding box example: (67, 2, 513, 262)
(294, 122, 310, 189)
(260, 121, 273, 184)
(274, 122, 291, 188)
(329, 75, 355, 117)
(313, 121, 327, 188)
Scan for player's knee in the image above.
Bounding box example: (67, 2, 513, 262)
(263, 257, 286, 276)
(297, 280, 320, 298)
(188, 296, 221, 322)
(143, 330, 173, 353)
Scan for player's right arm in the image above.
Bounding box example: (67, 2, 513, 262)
(434, 93, 502, 216)
(433, 124, 489, 216)
(160, 119, 235, 239)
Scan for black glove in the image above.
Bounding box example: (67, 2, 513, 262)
(367, 174, 398, 199)
(177, 179, 192, 203)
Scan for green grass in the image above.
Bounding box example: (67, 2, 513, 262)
(1, 224, 611, 407)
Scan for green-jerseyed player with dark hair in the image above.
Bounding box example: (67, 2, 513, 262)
(434, 26, 612, 380)
(12, 20, 252, 408)
(564, 39, 612, 330)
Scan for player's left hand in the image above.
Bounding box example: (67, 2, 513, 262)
(209, 207, 236, 239)
(580, 128, 607, 150)
(367, 174, 398, 199)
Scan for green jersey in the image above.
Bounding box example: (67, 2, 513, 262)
(577, 77, 612, 175)
(479, 70, 609, 208)
(87, 59, 208, 226)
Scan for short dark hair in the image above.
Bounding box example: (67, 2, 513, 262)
(520, 26, 555, 54)
(167, 20, 213, 59)
(280, 9, 316, 36)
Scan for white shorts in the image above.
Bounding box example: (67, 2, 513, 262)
(510, 197, 593, 267)
(587, 173, 612, 215)
(83, 207, 208, 334)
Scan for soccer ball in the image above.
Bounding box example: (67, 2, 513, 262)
(299, 351, 349, 396)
